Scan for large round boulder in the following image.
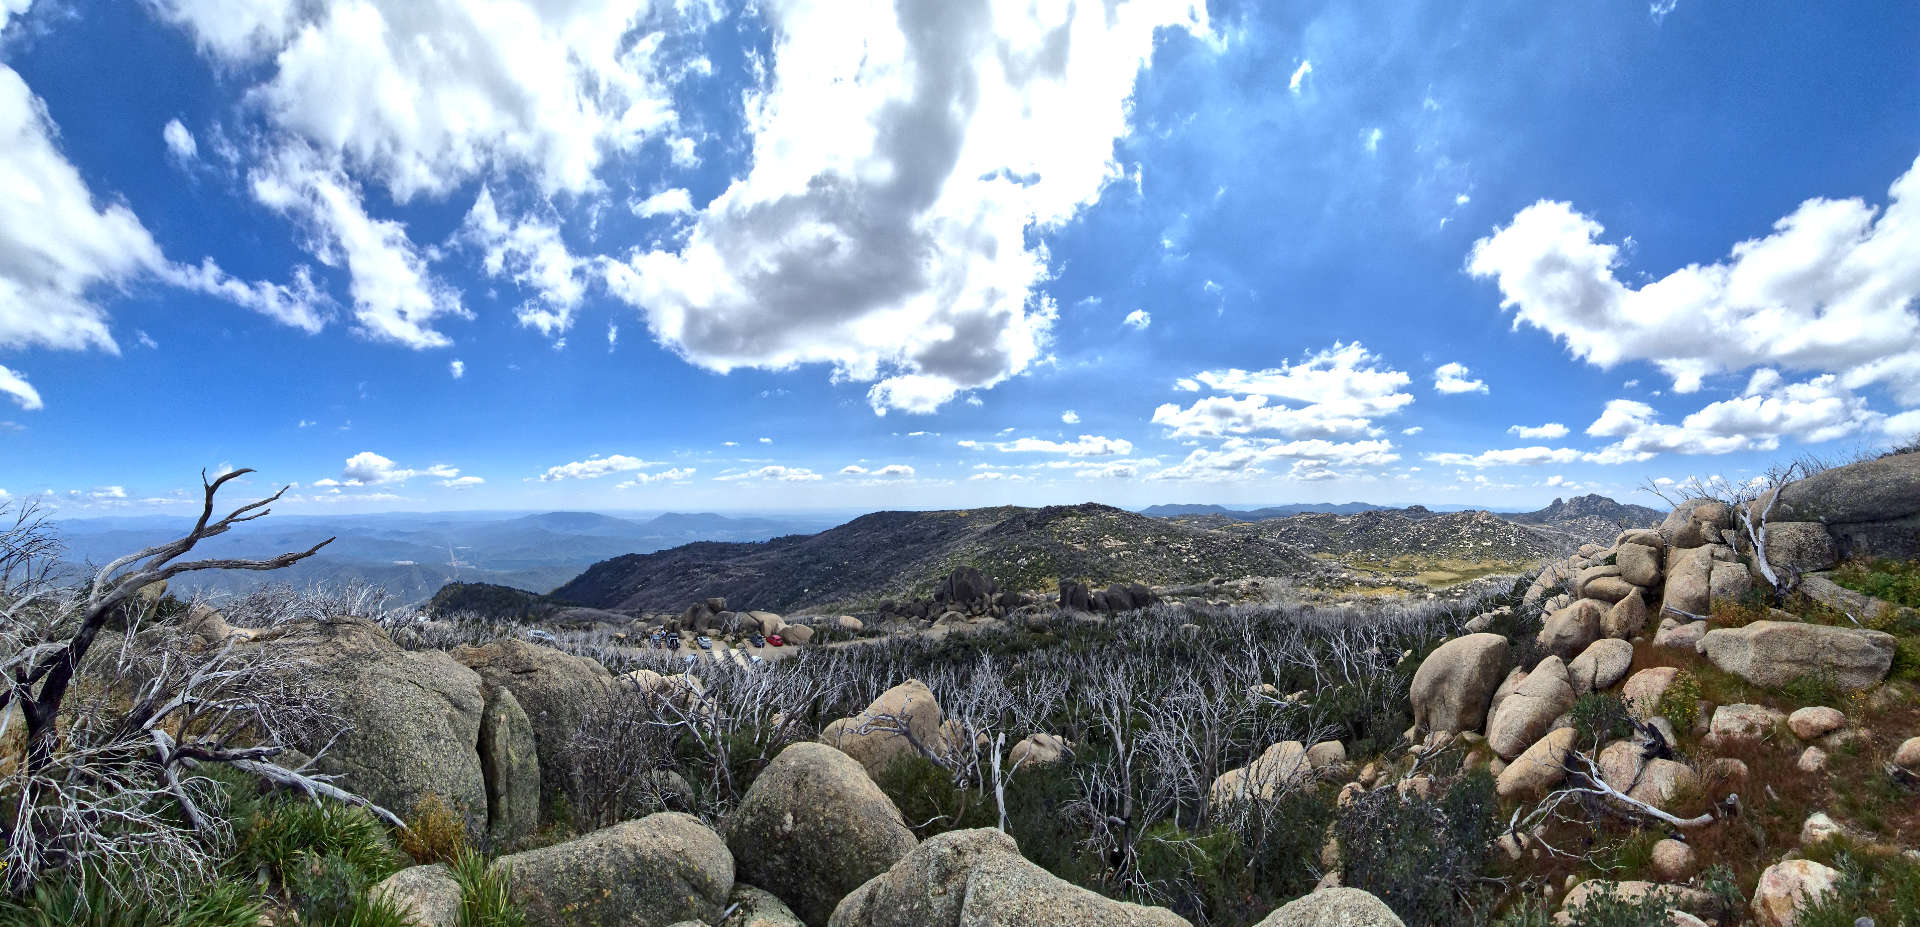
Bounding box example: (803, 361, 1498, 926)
(492, 812, 733, 927)
(819, 679, 944, 777)
(261, 617, 490, 835)
(1751, 859, 1842, 927)
(1253, 887, 1404, 926)
(725, 743, 918, 927)
(1761, 452, 1920, 525)
(1495, 727, 1576, 800)
(451, 638, 613, 808)
(1537, 600, 1607, 661)
(1601, 590, 1649, 640)
(1616, 543, 1662, 588)
(1622, 667, 1679, 719)
(1486, 656, 1576, 759)
(828, 828, 1190, 927)
(1410, 633, 1510, 736)
(371, 864, 462, 927)
(1696, 619, 1896, 691)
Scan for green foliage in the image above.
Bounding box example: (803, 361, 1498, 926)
(1793, 846, 1920, 927)
(0, 876, 263, 927)
(1336, 771, 1500, 926)
(1490, 895, 1555, 927)
(1832, 558, 1920, 610)
(449, 850, 528, 927)
(1133, 823, 1251, 921)
(232, 794, 406, 888)
(1779, 668, 1844, 707)
(1589, 828, 1660, 880)
(872, 754, 995, 840)
(1311, 670, 1416, 759)
(1235, 788, 1337, 902)
(1561, 882, 1680, 927)
(1568, 693, 1633, 748)
(285, 852, 412, 927)
(1654, 670, 1702, 730)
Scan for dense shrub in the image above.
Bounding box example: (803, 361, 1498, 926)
(1336, 771, 1500, 926)
(1833, 558, 1920, 610)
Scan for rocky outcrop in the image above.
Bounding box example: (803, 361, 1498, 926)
(1537, 600, 1606, 660)
(1409, 633, 1509, 736)
(1622, 667, 1678, 719)
(1252, 887, 1404, 926)
(726, 743, 918, 927)
(1008, 733, 1070, 769)
(730, 884, 808, 927)
(1696, 619, 1896, 691)
(1486, 656, 1575, 759)
(1760, 453, 1920, 560)
(1569, 638, 1633, 694)
(1495, 727, 1576, 799)
(493, 812, 733, 927)
(820, 679, 945, 777)
(265, 617, 491, 835)
(829, 828, 1190, 927)
(451, 638, 613, 808)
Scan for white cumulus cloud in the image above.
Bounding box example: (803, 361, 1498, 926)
(1467, 153, 1920, 402)
(1153, 342, 1413, 439)
(603, 0, 1210, 414)
(538, 454, 659, 481)
(1123, 308, 1151, 330)
(162, 118, 197, 160)
(0, 364, 42, 411)
(959, 434, 1133, 457)
(1507, 422, 1569, 439)
(716, 465, 823, 482)
(337, 451, 461, 485)
(1433, 362, 1487, 394)
(1061, 410, 1080, 424)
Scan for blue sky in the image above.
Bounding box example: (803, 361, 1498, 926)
(1, 0, 1917, 515)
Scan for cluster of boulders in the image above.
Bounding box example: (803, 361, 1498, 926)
(1058, 578, 1158, 613)
(877, 567, 1040, 624)
(1407, 452, 1920, 926)
(670, 597, 815, 643)
(374, 679, 1402, 927)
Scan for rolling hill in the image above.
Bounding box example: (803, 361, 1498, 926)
(551, 502, 1320, 613)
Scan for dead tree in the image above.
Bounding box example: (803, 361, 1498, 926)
(0, 471, 419, 901)
(1643, 462, 1802, 602)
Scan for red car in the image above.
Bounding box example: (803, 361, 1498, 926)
(766, 634, 785, 647)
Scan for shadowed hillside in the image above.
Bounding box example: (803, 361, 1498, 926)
(551, 502, 1318, 612)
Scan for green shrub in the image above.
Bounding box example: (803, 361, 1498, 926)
(1779, 668, 1844, 707)
(1336, 771, 1499, 926)
(1561, 882, 1682, 927)
(1832, 558, 1920, 610)
(1132, 823, 1250, 921)
(0, 875, 263, 927)
(1653, 671, 1701, 730)
(1568, 693, 1633, 748)
(233, 796, 406, 889)
(872, 754, 994, 840)
(450, 849, 527, 927)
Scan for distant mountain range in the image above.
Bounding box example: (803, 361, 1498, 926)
(552, 502, 1319, 614)
(1138, 502, 1389, 518)
(49, 509, 840, 604)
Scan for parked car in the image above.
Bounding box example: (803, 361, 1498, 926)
(696, 636, 712, 650)
(766, 634, 784, 647)
(749, 634, 766, 647)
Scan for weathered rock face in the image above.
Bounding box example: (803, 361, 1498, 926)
(1751, 859, 1842, 927)
(1058, 579, 1093, 611)
(266, 618, 490, 835)
(1622, 667, 1679, 719)
(1538, 599, 1607, 660)
(1750, 522, 1840, 574)
(1252, 887, 1405, 926)
(1663, 549, 1713, 615)
(1708, 704, 1787, 745)
(451, 638, 613, 809)
(1696, 619, 1896, 691)
(476, 685, 540, 846)
(1708, 560, 1751, 603)
(1653, 617, 1708, 651)
(1562, 881, 1719, 923)
(1486, 656, 1575, 759)
(1616, 542, 1663, 588)
(494, 812, 734, 927)
(820, 679, 944, 777)
(730, 884, 808, 927)
(726, 743, 918, 927)
(1495, 727, 1576, 799)
(1764, 452, 1920, 525)
(1409, 633, 1510, 736)
(934, 567, 998, 614)
(1569, 638, 1634, 694)
(828, 828, 1191, 927)
(372, 864, 462, 927)
(1661, 500, 1733, 550)
(1601, 591, 1648, 640)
